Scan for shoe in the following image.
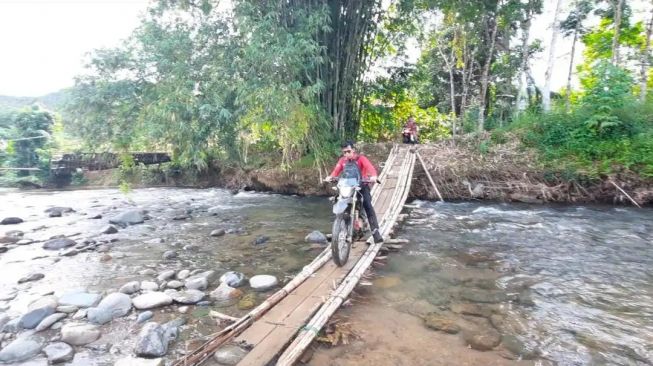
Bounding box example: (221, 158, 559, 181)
(372, 229, 384, 244)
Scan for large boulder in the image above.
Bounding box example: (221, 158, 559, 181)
(0, 217, 23, 225)
(219, 271, 247, 288)
(61, 323, 101, 346)
(132, 292, 173, 310)
(19, 297, 58, 329)
(42, 238, 76, 250)
(165, 289, 205, 305)
(119, 281, 141, 294)
(58, 291, 102, 308)
(109, 210, 146, 226)
(43, 342, 74, 363)
(0, 336, 45, 363)
(249, 275, 278, 291)
(304, 230, 327, 244)
(96, 292, 132, 317)
(35, 313, 67, 331)
(185, 277, 208, 291)
(209, 283, 243, 307)
(134, 322, 168, 357)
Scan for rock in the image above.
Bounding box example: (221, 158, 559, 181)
(423, 313, 460, 334)
(88, 214, 102, 219)
(45, 207, 74, 214)
(99, 254, 112, 262)
(462, 326, 502, 351)
(58, 247, 79, 257)
(18, 273, 45, 284)
(176, 270, 191, 280)
(185, 277, 208, 291)
(2, 318, 20, 333)
(87, 307, 113, 325)
(166, 289, 205, 305)
(157, 270, 176, 282)
(509, 193, 543, 204)
(183, 244, 200, 252)
(249, 275, 278, 291)
(101, 225, 118, 234)
(72, 309, 88, 320)
(96, 292, 132, 317)
(207, 206, 222, 215)
(141, 281, 159, 292)
(237, 293, 256, 310)
(58, 291, 102, 308)
(220, 271, 247, 288)
(210, 229, 226, 237)
(56, 305, 78, 313)
(109, 210, 146, 226)
(0, 313, 10, 330)
(61, 323, 101, 346)
(35, 313, 67, 331)
(172, 211, 190, 220)
(450, 303, 493, 318)
(134, 322, 168, 357)
(114, 356, 164, 366)
(140, 268, 157, 276)
(43, 342, 74, 363)
(1, 217, 23, 225)
(373, 276, 401, 289)
(209, 283, 243, 307)
(304, 230, 327, 243)
(214, 345, 247, 365)
(501, 335, 539, 360)
(460, 289, 508, 304)
(48, 210, 62, 218)
(133, 292, 173, 310)
(162, 317, 186, 342)
(19, 306, 56, 329)
(0, 289, 17, 301)
(42, 238, 76, 250)
(167, 280, 184, 289)
(252, 235, 270, 245)
(0, 336, 44, 363)
(120, 281, 141, 294)
(137, 311, 154, 324)
(162, 250, 178, 260)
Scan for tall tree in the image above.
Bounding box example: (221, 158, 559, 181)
(543, 0, 563, 112)
(640, 6, 653, 102)
(561, 0, 593, 111)
(516, 0, 543, 112)
(611, 0, 626, 64)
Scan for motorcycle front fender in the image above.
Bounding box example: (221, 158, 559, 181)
(333, 198, 351, 214)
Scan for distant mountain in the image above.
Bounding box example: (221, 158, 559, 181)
(0, 90, 69, 111)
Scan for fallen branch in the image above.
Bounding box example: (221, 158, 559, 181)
(609, 180, 641, 208)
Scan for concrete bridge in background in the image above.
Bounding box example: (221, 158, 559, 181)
(50, 152, 171, 175)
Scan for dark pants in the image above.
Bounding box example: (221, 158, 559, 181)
(360, 184, 380, 232)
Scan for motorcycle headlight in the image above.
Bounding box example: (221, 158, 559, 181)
(340, 186, 354, 198)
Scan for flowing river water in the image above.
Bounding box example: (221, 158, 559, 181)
(0, 187, 651, 365)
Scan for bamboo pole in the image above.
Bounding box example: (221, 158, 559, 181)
(609, 181, 641, 208)
(276, 147, 416, 366)
(170, 248, 332, 366)
(415, 150, 444, 202)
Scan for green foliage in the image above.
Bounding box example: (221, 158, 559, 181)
(0, 106, 54, 183)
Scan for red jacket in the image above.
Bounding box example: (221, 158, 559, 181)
(329, 154, 378, 180)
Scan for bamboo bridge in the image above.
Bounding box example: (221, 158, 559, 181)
(174, 144, 435, 366)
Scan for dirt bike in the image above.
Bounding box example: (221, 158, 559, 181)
(327, 177, 371, 266)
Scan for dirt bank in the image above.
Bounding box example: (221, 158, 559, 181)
(82, 139, 653, 206)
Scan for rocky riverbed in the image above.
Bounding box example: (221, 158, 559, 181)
(0, 187, 332, 365)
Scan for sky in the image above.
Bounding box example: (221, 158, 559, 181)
(0, 0, 648, 97)
(0, 0, 148, 97)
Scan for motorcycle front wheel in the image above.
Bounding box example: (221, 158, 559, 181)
(331, 213, 351, 267)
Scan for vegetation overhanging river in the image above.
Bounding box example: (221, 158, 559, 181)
(0, 187, 651, 365)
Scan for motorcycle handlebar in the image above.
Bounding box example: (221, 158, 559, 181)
(324, 178, 381, 184)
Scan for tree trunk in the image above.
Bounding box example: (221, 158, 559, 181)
(478, 15, 499, 133)
(566, 24, 579, 112)
(640, 8, 653, 102)
(611, 0, 625, 65)
(516, 16, 532, 113)
(543, 0, 563, 112)
(437, 43, 457, 140)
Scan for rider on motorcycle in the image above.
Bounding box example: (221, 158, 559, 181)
(324, 141, 384, 244)
(402, 116, 419, 144)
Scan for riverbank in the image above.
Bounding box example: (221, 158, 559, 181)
(79, 138, 653, 206)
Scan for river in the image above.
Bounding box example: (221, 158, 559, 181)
(0, 188, 651, 365)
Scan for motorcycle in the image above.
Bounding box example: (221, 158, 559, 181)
(328, 176, 370, 266)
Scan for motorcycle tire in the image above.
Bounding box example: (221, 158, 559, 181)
(331, 213, 351, 267)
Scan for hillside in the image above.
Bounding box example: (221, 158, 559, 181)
(0, 89, 68, 111)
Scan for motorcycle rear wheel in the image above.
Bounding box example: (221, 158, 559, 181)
(331, 214, 351, 267)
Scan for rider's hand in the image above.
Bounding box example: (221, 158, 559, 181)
(324, 176, 335, 183)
